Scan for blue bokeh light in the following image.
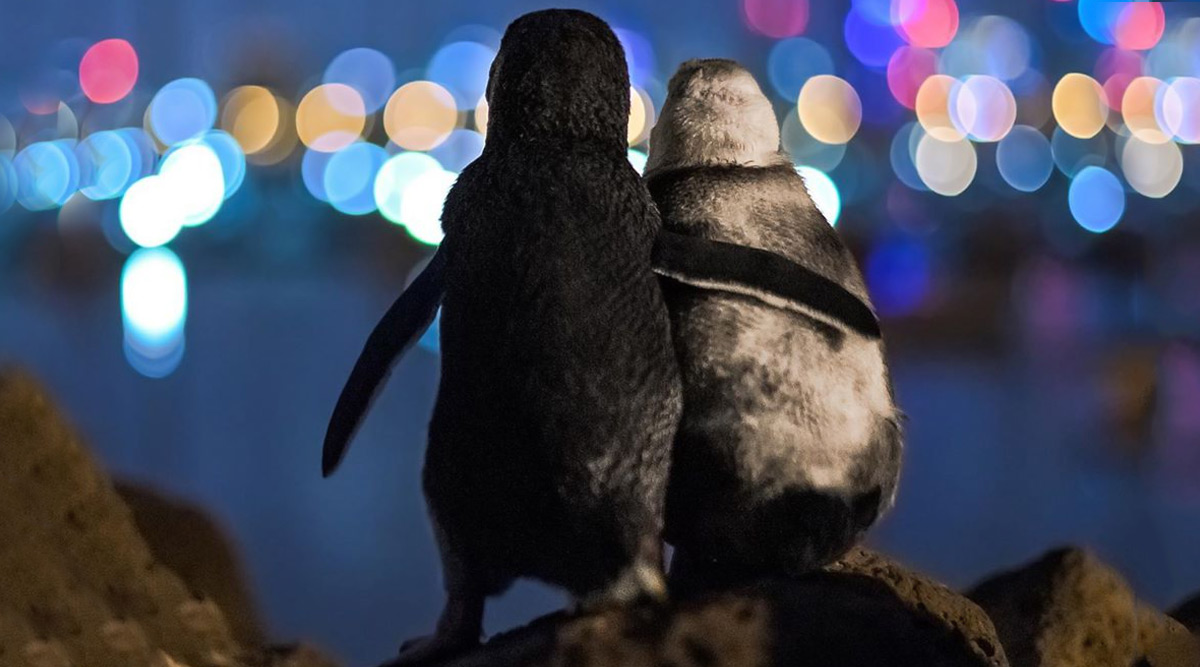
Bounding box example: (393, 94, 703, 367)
(996, 125, 1053, 192)
(302, 148, 336, 202)
(77, 130, 135, 200)
(324, 48, 396, 113)
(615, 28, 658, 88)
(1051, 127, 1108, 177)
(149, 78, 218, 145)
(767, 38, 834, 101)
(1077, 0, 1122, 46)
(324, 141, 388, 216)
(14, 140, 78, 210)
(428, 129, 485, 172)
(121, 247, 187, 378)
(844, 6, 903, 69)
(0, 156, 16, 213)
(1069, 166, 1124, 233)
(427, 41, 495, 108)
(159, 142, 227, 227)
(198, 130, 247, 199)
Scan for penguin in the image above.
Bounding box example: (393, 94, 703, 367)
(322, 10, 681, 664)
(643, 59, 903, 589)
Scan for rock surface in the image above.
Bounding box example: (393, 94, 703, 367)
(1171, 594, 1200, 636)
(830, 547, 1008, 667)
(0, 369, 337, 667)
(377, 571, 1002, 667)
(968, 547, 1199, 667)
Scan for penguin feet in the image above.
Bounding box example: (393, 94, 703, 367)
(385, 590, 484, 666)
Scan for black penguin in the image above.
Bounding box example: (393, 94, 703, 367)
(644, 59, 903, 590)
(322, 10, 681, 663)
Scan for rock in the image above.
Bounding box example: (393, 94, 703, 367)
(967, 547, 1199, 667)
(829, 548, 1008, 667)
(0, 369, 341, 667)
(116, 481, 266, 648)
(1171, 594, 1200, 635)
(380, 572, 1000, 667)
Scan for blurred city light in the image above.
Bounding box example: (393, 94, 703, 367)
(121, 247, 187, 378)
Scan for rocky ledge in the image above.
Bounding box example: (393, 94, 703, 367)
(1, 368, 1197, 667)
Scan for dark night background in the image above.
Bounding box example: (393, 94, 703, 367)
(2, 1, 1200, 665)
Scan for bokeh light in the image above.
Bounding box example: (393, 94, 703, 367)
(890, 122, 928, 191)
(302, 148, 335, 202)
(374, 151, 443, 227)
(628, 86, 652, 145)
(915, 74, 964, 141)
(954, 75, 1016, 142)
(324, 141, 388, 215)
(844, 6, 904, 70)
(474, 98, 490, 136)
(996, 125, 1053, 192)
(783, 110, 847, 171)
(796, 166, 841, 226)
(887, 47, 939, 109)
(197, 130, 246, 199)
(767, 38, 834, 100)
(1052, 73, 1108, 139)
(158, 142, 226, 227)
(122, 247, 187, 378)
(400, 168, 456, 246)
(1113, 1, 1165, 51)
(915, 134, 977, 196)
(1051, 126, 1108, 176)
(14, 141, 78, 210)
(1121, 136, 1182, 199)
(296, 83, 366, 153)
(429, 129, 485, 172)
(119, 176, 184, 247)
(798, 75, 862, 145)
(384, 81, 457, 151)
(1077, 0, 1124, 46)
(894, 0, 959, 49)
(221, 85, 281, 154)
(0, 114, 14, 158)
(77, 130, 135, 200)
(324, 48, 396, 113)
(742, 0, 809, 39)
(627, 148, 648, 175)
(427, 41, 495, 108)
(148, 78, 218, 146)
(0, 157, 17, 214)
(1068, 165, 1124, 233)
(1122, 76, 1169, 143)
(79, 39, 138, 104)
(1160, 77, 1200, 144)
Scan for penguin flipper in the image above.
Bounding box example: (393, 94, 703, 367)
(651, 230, 882, 339)
(323, 246, 448, 477)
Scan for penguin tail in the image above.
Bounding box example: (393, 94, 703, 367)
(322, 246, 448, 477)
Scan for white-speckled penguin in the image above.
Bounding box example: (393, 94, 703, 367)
(321, 10, 682, 664)
(644, 59, 903, 589)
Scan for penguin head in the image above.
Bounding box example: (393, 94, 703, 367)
(485, 10, 629, 151)
(646, 59, 787, 175)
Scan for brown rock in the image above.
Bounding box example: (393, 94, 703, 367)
(830, 547, 1008, 667)
(0, 369, 243, 666)
(968, 547, 1200, 667)
(116, 481, 266, 648)
(384, 572, 1000, 667)
(1171, 594, 1200, 635)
